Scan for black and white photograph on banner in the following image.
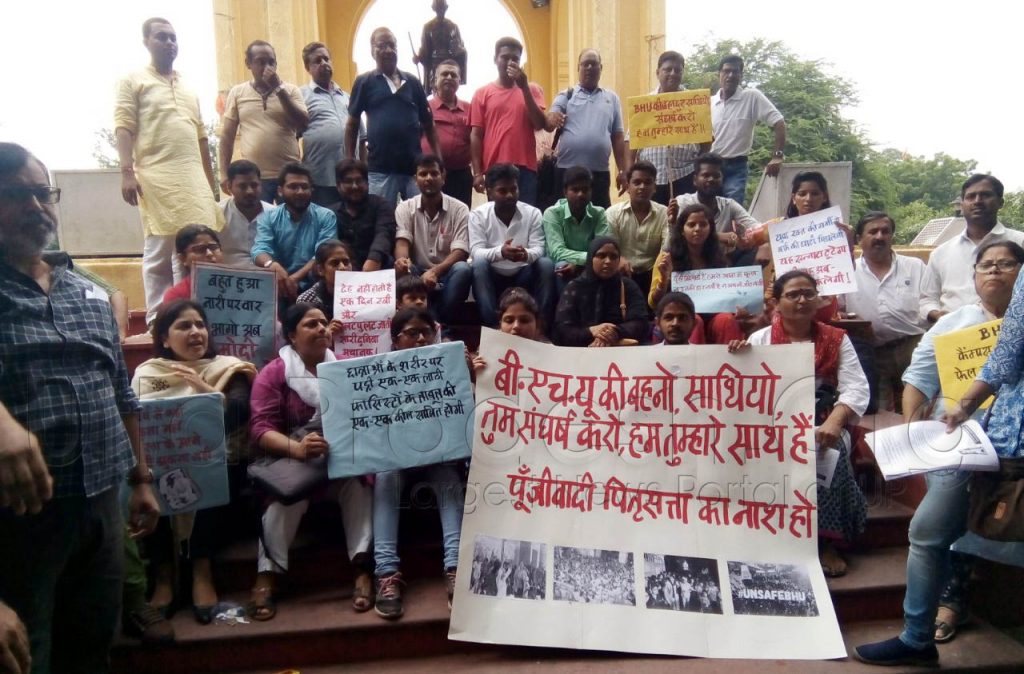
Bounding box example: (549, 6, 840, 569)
(644, 553, 723, 614)
(553, 546, 635, 606)
(728, 561, 819, 617)
(470, 535, 547, 600)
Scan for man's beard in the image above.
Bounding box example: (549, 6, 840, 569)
(2, 212, 56, 256)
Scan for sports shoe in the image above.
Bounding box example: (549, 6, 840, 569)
(123, 604, 175, 644)
(375, 571, 405, 620)
(444, 567, 457, 610)
(853, 636, 939, 666)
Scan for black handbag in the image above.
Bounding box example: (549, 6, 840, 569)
(246, 421, 329, 505)
(967, 456, 1024, 542)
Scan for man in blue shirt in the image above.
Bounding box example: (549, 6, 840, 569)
(345, 27, 442, 206)
(252, 163, 337, 300)
(300, 41, 365, 207)
(547, 49, 627, 208)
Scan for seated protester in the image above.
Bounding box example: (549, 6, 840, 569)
(393, 154, 472, 324)
(855, 241, 1024, 667)
(131, 300, 257, 625)
(553, 236, 649, 347)
(655, 291, 697, 345)
(473, 287, 551, 376)
(334, 158, 396, 271)
(728, 271, 868, 578)
(220, 160, 272, 268)
(649, 203, 728, 309)
(606, 160, 669, 299)
(396, 273, 429, 311)
(542, 165, 610, 294)
(252, 163, 338, 301)
(669, 152, 758, 261)
(374, 308, 465, 619)
(247, 303, 374, 620)
(296, 239, 355, 332)
(163, 225, 224, 304)
(469, 163, 555, 327)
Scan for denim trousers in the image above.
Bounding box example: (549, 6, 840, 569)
(368, 172, 419, 206)
(410, 262, 472, 324)
(471, 256, 555, 328)
(899, 469, 971, 649)
(373, 463, 465, 576)
(721, 156, 750, 205)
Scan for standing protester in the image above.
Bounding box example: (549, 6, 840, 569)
(220, 40, 309, 204)
(347, 28, 442, 206)
(300, 42, 365, 207)
(470, 37, 550, 207)
(631, 51, 709, 205)
(845, 212, 927, 412)
(547, 49, 627, 208)
(115, 17, 222, 325)
(422, 60, 473, 207)
(219, 160, 272, 268)
(710, 55, 786, 205)
(920, 174, 1024, 323)
(0, 142, 160, 673)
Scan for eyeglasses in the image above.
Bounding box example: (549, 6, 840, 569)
(398, 327, 436, 340)
(339, 178, 367, 187)
(187, 243, 221, 255)
(0, 185, 61, 205)
(974, 260, 1020, 273)
(780, 288, 819, 302)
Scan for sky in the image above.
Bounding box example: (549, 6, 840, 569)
(1, 0, 1021, 191)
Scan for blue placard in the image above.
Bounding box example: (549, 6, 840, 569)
(140, 394, 229, 514)
(193, 263, 277, 367)
(319, 341, 475, 478)
(670, 265, 765, 314)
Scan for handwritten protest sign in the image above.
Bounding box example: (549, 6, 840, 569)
(768, 206, 856, 295)
(193, 263, 277, 367)
(449, 329, 845, 660)
(627, 89, 712, 150)
(333, 270, 396, 359)
(140, 394, 229, 514)
(671, 266, 765, 314)
(934, 318, 1001, 410)
(319, 341, 474, 478)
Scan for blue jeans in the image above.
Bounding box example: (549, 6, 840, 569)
(721, 156, 749, 205)
(369, 172, 419, 206)
(373, 464, 465, 575)
(260, 178, 279, 205)
(900, 469, 971, 649)
(471, 256, 555, 328)
(411, 262, 472, 323)
(517, 167, 538, 207)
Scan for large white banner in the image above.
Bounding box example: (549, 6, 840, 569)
(449, 329, 846, 660)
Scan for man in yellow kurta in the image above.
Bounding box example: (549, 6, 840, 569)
(115, 17, 223, 323)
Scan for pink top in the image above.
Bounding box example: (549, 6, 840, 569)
(469, 81, 546, 171)
(248, 357, 316, 446)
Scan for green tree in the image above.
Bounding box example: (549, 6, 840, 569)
(683, 38, 897, 217)
(876, 149, 975, 212)
(1002, 191, 1024, 230)
(889, 200, 942, 245)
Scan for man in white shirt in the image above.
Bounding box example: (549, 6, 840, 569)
(920, 174, 1024, 323)
(469, 163, 553, 326)
(845, 211, 927, 412)
(710, 55, 786, 205)
(219, 160, 271, 267)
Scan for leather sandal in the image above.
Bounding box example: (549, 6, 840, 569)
(353, 571, 374, 612)
(246, 586, 277, 621)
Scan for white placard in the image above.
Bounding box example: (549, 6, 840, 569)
(768, 206, 855, 295)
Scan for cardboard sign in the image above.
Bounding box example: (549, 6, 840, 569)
(768, 206, 855, 295)
(193, 263, 277, 367)
(333, 270, 396, 359)
(671, 266, 765, 314)
(627, 89, 713, 149)
(934, 319, 1001, 410)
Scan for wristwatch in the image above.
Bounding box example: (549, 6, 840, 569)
(772, 150, 785, 159)
(127, 466, 154, 486)
(263, 258, 275, 269)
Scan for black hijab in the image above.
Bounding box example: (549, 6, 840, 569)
(570, 236, 624, 327)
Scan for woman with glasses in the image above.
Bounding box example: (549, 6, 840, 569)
(247, 303, 374, 620)
(728, 270, 869, 577)
(162, 225, 224, 305)
(856, 241, 1024, 665)
(372, 307, 465, 619)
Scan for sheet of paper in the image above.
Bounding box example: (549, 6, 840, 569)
(671, 266, 765, 314)
(865, 419, 999, 480)
(767, 206, 855, 296)
(192, 263, 277, 367)
(816, 448, 839, 489)
(333, 270, 396, 359)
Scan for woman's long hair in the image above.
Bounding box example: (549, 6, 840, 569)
(669, 203, 724, 271)
(785, 171, 831, 218)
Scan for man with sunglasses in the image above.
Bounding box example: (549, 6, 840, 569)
(0, 142, 160, 673)
(115, 17, 223, 325)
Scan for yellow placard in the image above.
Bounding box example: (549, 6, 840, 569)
(626, 89, 713, 150)
(933, 318, 1002, 409)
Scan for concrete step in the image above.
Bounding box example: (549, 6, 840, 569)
(112, 575, 1024, 674)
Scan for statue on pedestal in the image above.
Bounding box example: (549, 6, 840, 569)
(415, 0, 468, 88)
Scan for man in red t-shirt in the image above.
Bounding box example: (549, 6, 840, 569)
(469, 37, 550, 207)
